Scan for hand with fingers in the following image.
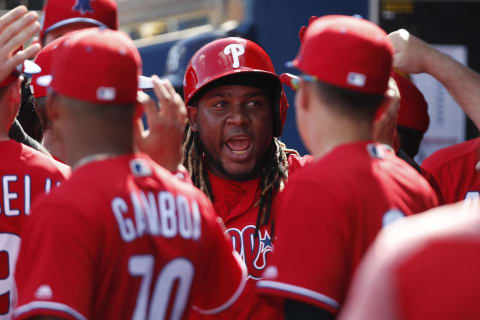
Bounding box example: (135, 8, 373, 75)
(387, 29, 435, 75)
(135, 75, 187, 172)
(0, 6, 41, 83)
(372, 77, 401, 147)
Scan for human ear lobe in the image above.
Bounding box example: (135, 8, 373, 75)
(187, 106, 199, 132)
(296, 81, 311, 112)
(45, 93, 60, 123)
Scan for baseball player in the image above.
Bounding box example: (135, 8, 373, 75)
(13, 28, 246, 320)
(40, 0, 118, 46)
(30, 36, 70, 162)
(339, 197, 480, 320)
(256, 15, 438, 319)
(0, 6, 69, 318)
(182, 37, 312, 319)
(392, 72, 430, 160)
(421, 138, 480, 203)
(388, 30, 480, 203)
(388, 29, 480, 130)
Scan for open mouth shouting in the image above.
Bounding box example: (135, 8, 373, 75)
(225, 135, 253, 161)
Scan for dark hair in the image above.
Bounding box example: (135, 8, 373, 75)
(397, 125, 424, 158)
(17, 77, 43, 142)
(313, 80, 385, 120)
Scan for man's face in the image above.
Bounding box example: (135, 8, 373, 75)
(189, 85, 274, 181)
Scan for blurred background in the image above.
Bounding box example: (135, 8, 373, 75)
(0, 0, 478, 161)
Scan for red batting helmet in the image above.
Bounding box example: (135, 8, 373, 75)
(183, 37, 289, 137)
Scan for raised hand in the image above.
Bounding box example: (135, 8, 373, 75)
(0, 6, 41, 82)
(135, 76, 187, 172)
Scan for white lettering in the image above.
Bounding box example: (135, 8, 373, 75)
(177, 195, 192, 239)
(131, 192, 147, 237)
(24, 175, 31, 215)
(112, 192, 203, 242)
(3, 176, 19, 216)
(112, 197, 136, 242)
(159, 192, 177, 238)
(191, 200, 201, 241)
(224, 44, 245, 68)
(141, 191, 160, 236)
(45, 178, 52, 193)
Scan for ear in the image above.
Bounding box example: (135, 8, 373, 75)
(295, 80, 311, 113)
(45, 92, 60, 124)
(5, 78, 22, 127)
(187, 105, 199, 132)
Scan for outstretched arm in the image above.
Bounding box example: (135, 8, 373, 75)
(388, 29, 480, 129)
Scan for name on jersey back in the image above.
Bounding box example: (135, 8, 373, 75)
(112, 190, 202, 242)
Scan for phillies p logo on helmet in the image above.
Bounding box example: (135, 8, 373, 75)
(73, 0, 94, 14)
(224, 44, 245, 68)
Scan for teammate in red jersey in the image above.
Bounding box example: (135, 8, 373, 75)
(387, 29, 480, 203)
(40, 0, 118, 46)
(256, 15, 438, 319)
(421, 138, 480, 203)
(0, 6, 69, 317)
(30, 36, 69, 162)
(13, 28, 246, 320)
(339, 198, 480, 320)
(182, 37, 312, 319)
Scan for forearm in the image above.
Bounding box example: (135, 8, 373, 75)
(424, 47, 480, 129)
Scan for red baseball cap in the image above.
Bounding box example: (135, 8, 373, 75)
(0, 46, 41, 88)
(36, 28, 152, 104)
(40, 0, 118, 42)
(392, 72, 430, 133)
(32, 36, 67, 98)
(291, 15, 393, 94)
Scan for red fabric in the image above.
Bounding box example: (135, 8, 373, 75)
(41, 0, 118, 40)
(339, 200, 480, 320)
(258, 142, 438, 314)
(0, 140, 69, 317)
(188, 154, 312, 320)
(32, 36, 67, 98)
(294, 15, 393, 94)
(46, 28, 141, 104)
(14, 154, 245, 320)
(421, 138, 480, 203)
(392, 72, 429, 133)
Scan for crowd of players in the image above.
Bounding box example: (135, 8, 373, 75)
(1, 0, 479, 319)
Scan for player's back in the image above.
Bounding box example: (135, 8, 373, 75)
(320, 142, 437, 263)
(14, 153, 245, 320)
(0, 139, 69, 317)
(258, 142, 438, 313)
(421, 137, 480, 203)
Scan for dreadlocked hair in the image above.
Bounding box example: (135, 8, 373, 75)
(182, 123, 299, 237)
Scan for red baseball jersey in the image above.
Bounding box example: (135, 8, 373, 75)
(198, 154, 312, 319)
(13, 153, 246, 320)
(421, 137, 480, 203)
(339, 198, 480, 320)
(0, 139, 69, 317)
(257, 141, 438, 315)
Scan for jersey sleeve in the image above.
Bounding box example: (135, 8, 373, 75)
(191, 196, 247, 315)
(257, 180, 350, 315)
(13, 197, 96, 320)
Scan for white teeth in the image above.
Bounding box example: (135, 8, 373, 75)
(232, 150, 247, 155)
